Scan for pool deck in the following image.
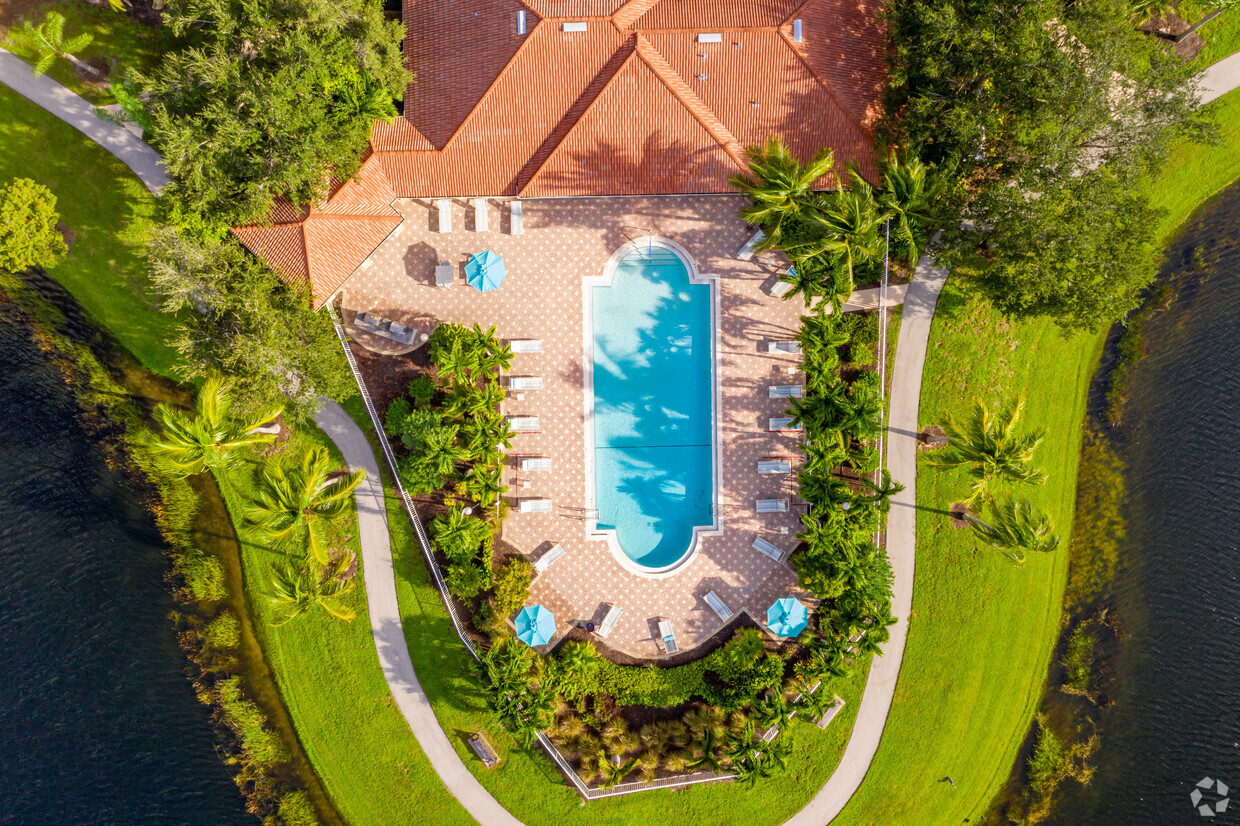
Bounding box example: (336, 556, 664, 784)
(343, 195, 813, 658)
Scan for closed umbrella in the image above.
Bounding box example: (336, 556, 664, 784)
(766, 596, 808, 638)
(515, 605, 556, 647)
(465, 250, 507, 292)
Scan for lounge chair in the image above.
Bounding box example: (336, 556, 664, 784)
(757, 459, 792, 475)
(769, 278, 794, 299)
(597, 604, 622, 638)
(508, 416, 539, 431)
(704, 591, 731, 621)
(509, 376, 543, 391)
(519, 456, 551, 472)
(510, 199, 524, 236)
(752, 536, 787, 561)
(435, 259, 453, 289)
(737, 229, 765, 261)
(436, 199, 452, 233)
(658, 619, 678, 654)
(509, 339, 542, 353)
(769, 385, 803, 399)
(768, 417, 802, 432)
(756, 498, 789, 514)
(473, 198, 489, 232)
(519, 498, 552, 514)
(534, 543, 564, 574)
(768, 340, 802, 355)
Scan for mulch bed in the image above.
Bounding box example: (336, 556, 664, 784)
(351, 342, 432, 415)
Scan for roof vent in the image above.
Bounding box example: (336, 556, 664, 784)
(792, 19, 803, 42)
(751, 100, 760, 109)
(517, 9, 526, 34)
(697, 32, 722, 43)
(563, 21, 587, 32)
(697, 72, 708, 81)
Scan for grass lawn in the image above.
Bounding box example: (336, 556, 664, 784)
(834, 88, 1240, 825)
(2, 0, 159, 104)
(0, 85, 179, 376)
(1179, 1, 1240, 69)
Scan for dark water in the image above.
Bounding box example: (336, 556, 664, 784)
(0, 317, 252, 825)
(1052, 182, 1240, 823)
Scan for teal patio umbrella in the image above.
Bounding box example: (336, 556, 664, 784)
(515, 605, 556, 647)
(766, 597, 808, 638)
(465, 250, 508, 292)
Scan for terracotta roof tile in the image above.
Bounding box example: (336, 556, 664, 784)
(782, 0, 886, 126)
(521, 0, 626, 18)
(632, 0, 804, 30)
(231, 223, 309, 289)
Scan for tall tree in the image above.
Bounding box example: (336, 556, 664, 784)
(147, 374, 282, 476)
(925, 396, 1046, 506)
(246, 446, 364, 564)
(730, 137, 836, 249)
(970, 498, 1060, 561)
(0, 178, 67, 273)
(135, 0, 410, 228)
(18, 12, 94, 77)
(268, 552, 356, 625)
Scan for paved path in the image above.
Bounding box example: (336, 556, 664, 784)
(315, 400, 521, 826)
(784, 253, 949, 825)
(0, 46, 169, 193)
(1200, 51, 1240, 106)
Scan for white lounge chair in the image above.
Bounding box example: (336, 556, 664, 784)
(519, 456, 551, 472)
(436, 199, 452, 233)
(509, 339, 542, 353)
(704, 591, 731, 621)
(435, 259, 453, 289)
(658, 619, 678, 654)
(510, 199, 524, 235)
(534, 543, 564, 574)
(597, 605, 622, 638)
(758, 459, 792, 475)
(769, 417, 801, 432)
(508, 416, 539, 431)
(769, 385, 803, 399)
(752, 536, 787, 561)
(768, 341, 802, 355)
(756, 498, 789, 514)
(508, 376, 542, 391)
(519, 498, 552, 514)
(769, 279, 794, 299)
(473, 198, 489, 232)
(737, 229, 765, 260)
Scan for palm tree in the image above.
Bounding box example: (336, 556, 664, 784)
(417, 423, 470, 481)
(147, 376, 282, 477)
(268, 552, 356, 626)
(878, 149, 947, 267)
(752, 690, 793, 730)
(775, 263, 828, 307)
(597, 752, 641, 789)
(246, 447, 365, 565)
(464, 462, 508, 510)
(20, 11, 95, 77)
(428, 504, 492, 562)
(556, 641, 601, 696)
(925, 396, 1046, 507)
(856, 470, 905, 509)
(969, 498, 1060, 562)
(791, 170, 889, 301)
(793, 684, 839, 724)
(730, 137, 836, 247)
(685, 727, 724, 773)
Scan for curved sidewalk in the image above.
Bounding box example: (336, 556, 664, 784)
(315, 400, 521, 826)
(0, 46, 169, 194)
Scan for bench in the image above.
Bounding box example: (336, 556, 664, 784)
(468, 733, 499, 768)
(817, 696, 846, 730)
(704, 590, 731, 621)
(519, 456, 551, 472)
(752, 536, 787, 562)
(758, 459, 792, 475)
(597, 604, 622, 638)
(769, 385, 803, 399)
(534, 543, 564, 574)
(509, 339, 542, 353)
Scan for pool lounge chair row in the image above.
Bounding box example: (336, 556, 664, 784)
(435, 199, 524, 235)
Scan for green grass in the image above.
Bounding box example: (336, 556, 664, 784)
(1178, 1, 1240, 68)
(2, 0, 159, 104)
(211, 430, 474, 826)
(0, 85, 179, 376)
(835, 88, 1240, 825)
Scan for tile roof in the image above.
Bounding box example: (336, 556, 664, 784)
(376, 0, 885, 197)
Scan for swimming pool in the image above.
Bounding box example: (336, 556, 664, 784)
(589, 242, 715, 571)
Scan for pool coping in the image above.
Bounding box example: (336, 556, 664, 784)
(580, 236, 724, 579)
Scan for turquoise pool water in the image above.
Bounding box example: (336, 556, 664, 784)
(592, 246, 713, 570)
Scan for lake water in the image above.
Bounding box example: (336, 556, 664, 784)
(1051, 182, 1240, 822)
(0, 314, 252, 824)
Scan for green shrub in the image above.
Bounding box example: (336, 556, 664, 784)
(445, 560, 491, 600)
(596, 659, 709, 707)
(276, 790, 320, 826)
(1027, 721, 1066, 798)
(407, 376, 437, 408)
(384, 397, 411, 434)
(1061, 624, 1095, 694)
(203, 610, 241, 651)
(174, 546, 227, 602)
(217, 677, 291, 770)
(491, 559, 533, 619)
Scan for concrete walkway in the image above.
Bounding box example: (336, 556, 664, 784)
(784, 253, 949, 825)
(0, 46, 169, 194)
(1200, 51, 1240, 106)
(315, 400, 521, 826)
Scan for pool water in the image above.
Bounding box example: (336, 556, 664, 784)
(591, 246, 713, 569)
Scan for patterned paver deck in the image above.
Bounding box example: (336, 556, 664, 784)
(346, 195, 812, 657)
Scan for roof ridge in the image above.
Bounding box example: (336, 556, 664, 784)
(782, 0, 817, 25)
(632, 34, 748, 170)
(611, 0, 659, 31)
(515, 37, 639, 195)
